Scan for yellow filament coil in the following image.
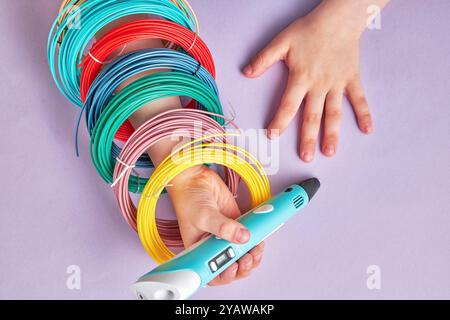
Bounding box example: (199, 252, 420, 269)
(137, 135, 271, 264)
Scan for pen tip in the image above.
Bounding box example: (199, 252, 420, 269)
(298, 178, 320, 200)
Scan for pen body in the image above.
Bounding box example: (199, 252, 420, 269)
(134, 183, 312, 299)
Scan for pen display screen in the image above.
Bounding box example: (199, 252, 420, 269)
(215, 253, 228, 266)
(209, 247, 235, 272)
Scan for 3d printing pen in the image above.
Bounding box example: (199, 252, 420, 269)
(131, 178, 320, 300)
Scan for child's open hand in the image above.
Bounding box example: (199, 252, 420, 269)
(168, 165, 265, 286)
(244, 6, 373, 162)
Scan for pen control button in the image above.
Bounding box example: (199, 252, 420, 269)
(253, 204, 274, 214)
(227, 248, 236, 258)
(209, 261, 218, 272)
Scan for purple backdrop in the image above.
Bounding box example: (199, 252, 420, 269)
(0, 0, 449, 299)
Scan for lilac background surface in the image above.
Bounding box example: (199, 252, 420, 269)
(0, 0, 449, 300)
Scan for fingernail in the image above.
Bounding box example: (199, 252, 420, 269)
(235, 228, 250, 243)
(364, 125, 373, 134)
(254, 254, 263, 264)
(230, 264, 238, 275)
(243, 65, 253, 76)
(324, 145, 335, 156)
(301, 151, 313, 162)
(244, 258, 253, 268)
(241, 254, 252, 267)
(267, 129, 279, 140)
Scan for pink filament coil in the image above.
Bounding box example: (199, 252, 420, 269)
(112, 109, 239, 247)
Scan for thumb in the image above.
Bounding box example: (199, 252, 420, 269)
(197, 209, 250, 244)
(243, 38, 287, 78)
